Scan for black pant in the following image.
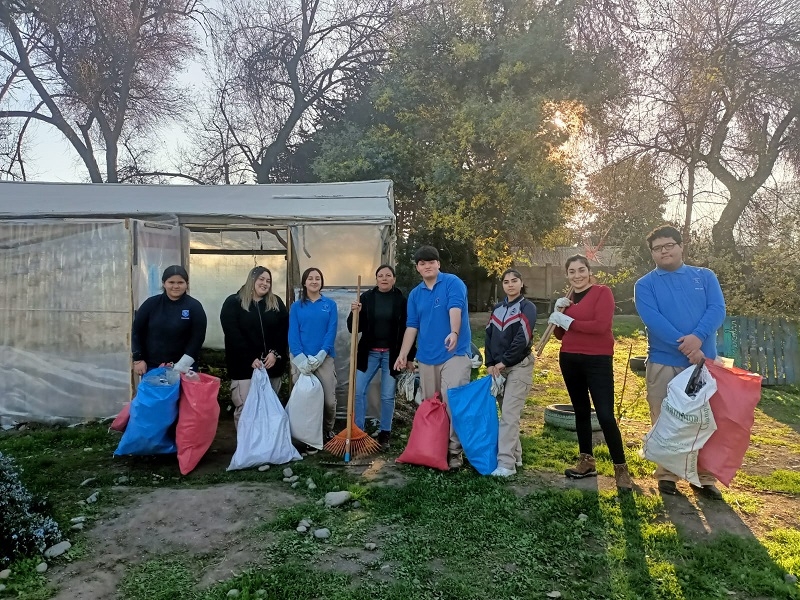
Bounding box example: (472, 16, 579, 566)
(559, 352, 626, 464)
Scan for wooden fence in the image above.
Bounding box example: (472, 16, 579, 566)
(716, 317, 800, 385)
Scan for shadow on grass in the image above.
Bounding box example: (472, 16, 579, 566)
(758, 385, 800, 436)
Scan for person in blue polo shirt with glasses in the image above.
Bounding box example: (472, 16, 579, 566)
(394, 245, 472, 470)
(635, 225, 726, 500)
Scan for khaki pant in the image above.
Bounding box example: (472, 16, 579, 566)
(291, 355, 338, 434)
(230, 375, 282, 429)
(646, 362, 716, 485)
(418, 354, 472, 456)
(496, 355, 534, 470)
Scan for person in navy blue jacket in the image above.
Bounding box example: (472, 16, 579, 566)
(635, 225, 726, 499)
(485, 268, 538, 477)
(289, 267, 338, 440)
(131, 265, 207, 375)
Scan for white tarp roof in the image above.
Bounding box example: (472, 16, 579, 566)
(0, 180, 394, 226)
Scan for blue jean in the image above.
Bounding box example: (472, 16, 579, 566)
(354, 350, 396, 431)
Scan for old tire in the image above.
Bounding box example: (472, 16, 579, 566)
(543, 403, 601, 432)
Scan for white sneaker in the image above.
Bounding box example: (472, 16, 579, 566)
(515, 459, 523, 467)
(490, 466, 517, 477)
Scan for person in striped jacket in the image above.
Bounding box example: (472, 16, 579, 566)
(485, 268, 538, 477)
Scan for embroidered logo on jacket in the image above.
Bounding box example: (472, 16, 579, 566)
(181, 310, 190, 319)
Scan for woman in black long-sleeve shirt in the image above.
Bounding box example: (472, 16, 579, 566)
(220, 266, 289, 428)
(131, 265, 207, 375)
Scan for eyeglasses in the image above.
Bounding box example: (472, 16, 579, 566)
(651, 242, 678, 253)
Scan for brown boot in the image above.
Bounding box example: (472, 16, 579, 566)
(614, 463, 633, 491)
(565, 453, 597, 479)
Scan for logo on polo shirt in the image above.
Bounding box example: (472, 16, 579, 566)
(181, 310, 190, 319)
(434, 297, 441, 308)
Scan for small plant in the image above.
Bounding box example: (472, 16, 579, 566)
(0, 451, 62, 567)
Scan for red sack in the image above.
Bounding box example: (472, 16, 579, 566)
(396, 392, 450, 471)
(109, 402, 131, 432)
(176, 372, 221, 475)
(697, 361, 762, 486)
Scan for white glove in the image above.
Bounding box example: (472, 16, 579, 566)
(292, 353, 311, 374)
(305, 356, 321, 373)
(173, 354, 195, 373)
(554, 297, 572, 311)
(313, 350, 327, 364)
(548, 311, 574, 330)
(470, 353, 482, 369)
(491, 374, 506, 397)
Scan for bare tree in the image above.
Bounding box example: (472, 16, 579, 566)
(604, 0, 800, 258)
(0, 0, 201, 182)
(191, 0, 396, 184)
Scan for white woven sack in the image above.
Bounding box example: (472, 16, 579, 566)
(227, 368, 302, 470)
(285, 373, 325, 449)
(396, 370, 416, 405)
(643, 364, 718, 485)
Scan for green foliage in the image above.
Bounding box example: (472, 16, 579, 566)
(313, 0, 622, 274)
(703, 243, 800, 318)
(578, 154, 669, 272)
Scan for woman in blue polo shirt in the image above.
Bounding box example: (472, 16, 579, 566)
(289, 267, 339, 441)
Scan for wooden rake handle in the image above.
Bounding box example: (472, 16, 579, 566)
(534, 287, 574, 357)
(346, 276, 361, 446)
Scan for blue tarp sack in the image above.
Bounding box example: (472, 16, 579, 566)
(447, 375, 498, 475)
(115, 367, 180, 456)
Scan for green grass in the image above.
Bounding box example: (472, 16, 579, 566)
(3, 317, 800, 599)
(736, 470, 800, 495)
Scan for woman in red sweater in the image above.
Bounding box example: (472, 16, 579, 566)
(548, 255, 632, 491)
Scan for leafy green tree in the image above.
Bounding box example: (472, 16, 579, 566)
(312, 0, 621, 275)
(577, 154, 669, 271)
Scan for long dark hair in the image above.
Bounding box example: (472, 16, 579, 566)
(300, 267, 324, 303)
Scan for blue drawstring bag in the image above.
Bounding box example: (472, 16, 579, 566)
(115, 367, 180, 456)
(447, 376, 499, 475)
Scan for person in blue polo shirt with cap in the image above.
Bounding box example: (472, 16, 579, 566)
(394, 245, 472, 470)
(635, 225, 726, 500)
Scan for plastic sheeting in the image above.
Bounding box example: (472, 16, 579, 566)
(291, 224, 391, 287)
(132, 220, 184, 309)
(191, 254, 287, 350)
(0, 180, 395, 225)
(0, 220, 133, 424)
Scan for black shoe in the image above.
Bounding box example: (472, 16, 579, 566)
(324, 430, 335, 443)
(377, 430, 391, 452)
(691, 483, 723, 500)
(658, 480, 679, 495)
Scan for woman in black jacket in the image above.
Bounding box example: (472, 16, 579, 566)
(132, 265, 207, 375)
(220, 266, 288, 428)
(347, 265, 411, 450)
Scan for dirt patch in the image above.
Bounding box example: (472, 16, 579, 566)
(48, 483, 300, 600)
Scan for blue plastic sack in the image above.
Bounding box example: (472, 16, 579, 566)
(115, 367, 180, 456)
(447, 376, 499, 475)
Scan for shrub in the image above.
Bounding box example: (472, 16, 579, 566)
(0, 451, 62, 567)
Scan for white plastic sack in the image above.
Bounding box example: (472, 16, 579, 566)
(396, 370, 416, 405)
(642, 364, 718, 485)
(227, 368, 302, 470)
(285, 373, 324, 449)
